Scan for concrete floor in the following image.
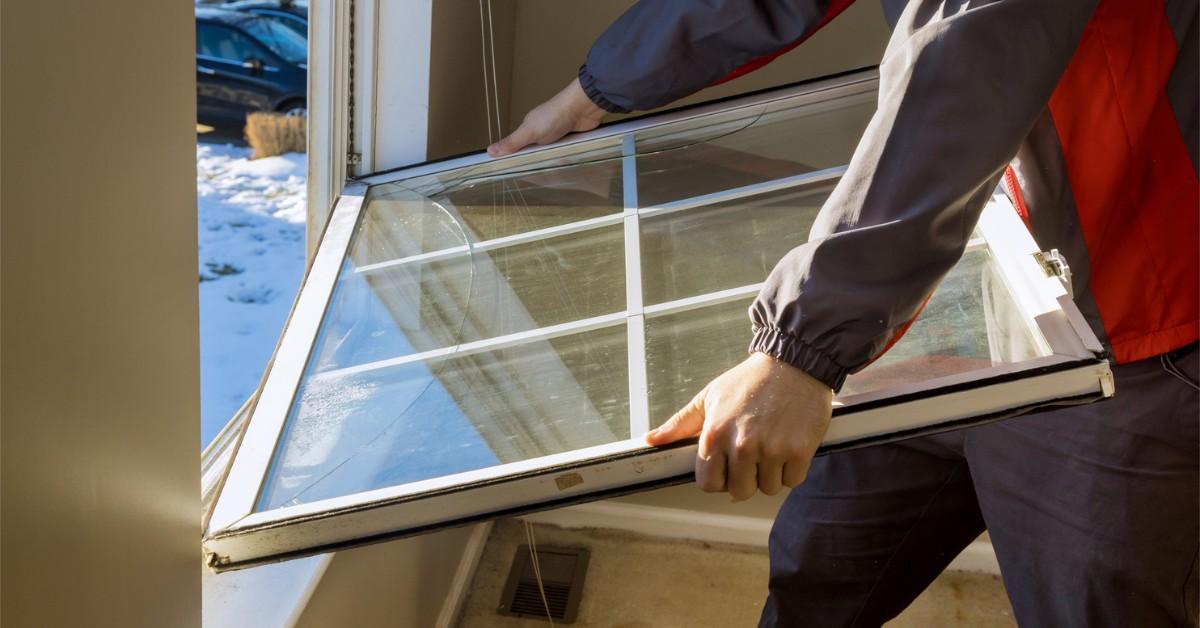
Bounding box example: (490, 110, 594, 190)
(456, 519, 1015, 628)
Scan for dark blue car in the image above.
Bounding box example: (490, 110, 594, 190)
(196, 7, 307, 123)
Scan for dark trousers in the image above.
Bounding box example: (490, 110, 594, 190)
(760, 344, 1199, 628)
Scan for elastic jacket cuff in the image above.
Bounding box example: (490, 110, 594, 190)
(577, 64, 629, 114)
(749, 327, 848, 392)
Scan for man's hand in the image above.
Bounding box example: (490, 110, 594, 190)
(645, 352, 833, 501)
(487, 78, 606, 157)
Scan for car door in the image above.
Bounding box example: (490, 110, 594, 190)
(202, 68, 1114, 572)
(195, 21, 281, 120)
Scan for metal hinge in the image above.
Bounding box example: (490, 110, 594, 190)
(347, 152, 362, 167)
(1033, 249, 1073, 298)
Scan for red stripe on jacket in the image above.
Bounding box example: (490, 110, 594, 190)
(1048, 0, 1200, 363)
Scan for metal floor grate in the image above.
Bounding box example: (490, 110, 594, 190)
(498, 545, 589, 623)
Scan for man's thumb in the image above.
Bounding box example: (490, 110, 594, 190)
(488, 121, 541, 157)
(645, 390, 705, 446)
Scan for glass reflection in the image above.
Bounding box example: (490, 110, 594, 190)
(635, 93, 875, 207)
(369, 146, 626, 252)
(641, 182, 836, 305)
(433, 162, 623, 241)
(645, 248, 1048, 427)
(259, 325, 630, 510)
(312, 225, 625, 372)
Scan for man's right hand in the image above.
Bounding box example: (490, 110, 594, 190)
(487, 78, 607, 158)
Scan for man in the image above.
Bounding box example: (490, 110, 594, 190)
(490, 1, 1199, 626)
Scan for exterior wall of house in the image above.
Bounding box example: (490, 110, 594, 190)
(0, 1, 201, 626)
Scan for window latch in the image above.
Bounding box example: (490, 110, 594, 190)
(1033, 249, 1073, 298)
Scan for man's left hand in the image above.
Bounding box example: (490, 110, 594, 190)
(644, 352, 833, 501)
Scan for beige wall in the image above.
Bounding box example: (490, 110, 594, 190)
(508, 0, 892, 124)
(427, 1, 517, 157)
(426, 0, 889, 160)
(0, 1, 201, 626)
(297, 526, 480, 627)
(508, 0, 890, 126)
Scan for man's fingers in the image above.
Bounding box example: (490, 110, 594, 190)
(645, 388, 706, 446)
(488, 78, 604, 158)
(781, 459, 810, 488)
(727, 449, 758, 501)
(487, 124, 536, 157)
(756, 459, 784, 496)
(695, 447, 727, 493)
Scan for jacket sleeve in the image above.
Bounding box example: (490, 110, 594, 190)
(579, 0, 855, 113)
(748, 0, 1098, 391)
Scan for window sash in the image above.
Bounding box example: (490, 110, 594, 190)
(205, 68, 1111, 571)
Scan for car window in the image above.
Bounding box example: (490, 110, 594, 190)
(197, 23, 266, 63)
(254, 11, 307, 37)
(241, 17, 307, 65)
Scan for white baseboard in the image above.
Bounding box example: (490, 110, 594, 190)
(946, 539, 1001, 575)
(521, 501, 773, 547)
(519, 501, 1000, 575)
(435, 522, 494, 628)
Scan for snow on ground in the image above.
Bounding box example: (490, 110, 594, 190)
(198, 142, 307, 447)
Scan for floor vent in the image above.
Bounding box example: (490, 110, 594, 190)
(498, 545, 589, 623)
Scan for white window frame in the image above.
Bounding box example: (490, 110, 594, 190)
(205, 68, 1112, 571)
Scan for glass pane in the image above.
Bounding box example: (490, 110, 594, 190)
(839, 247, 1045, 395)
(346, 186, 476, 264)
(371, 146, 626, 251)
(260, 325, 630, 510)
(313, 224, 625, 372)
(634, 91, 875, 207)
(645, 247, 1049, 426)
(646, 298, 750, 424)
(641, 181, 837, 305)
